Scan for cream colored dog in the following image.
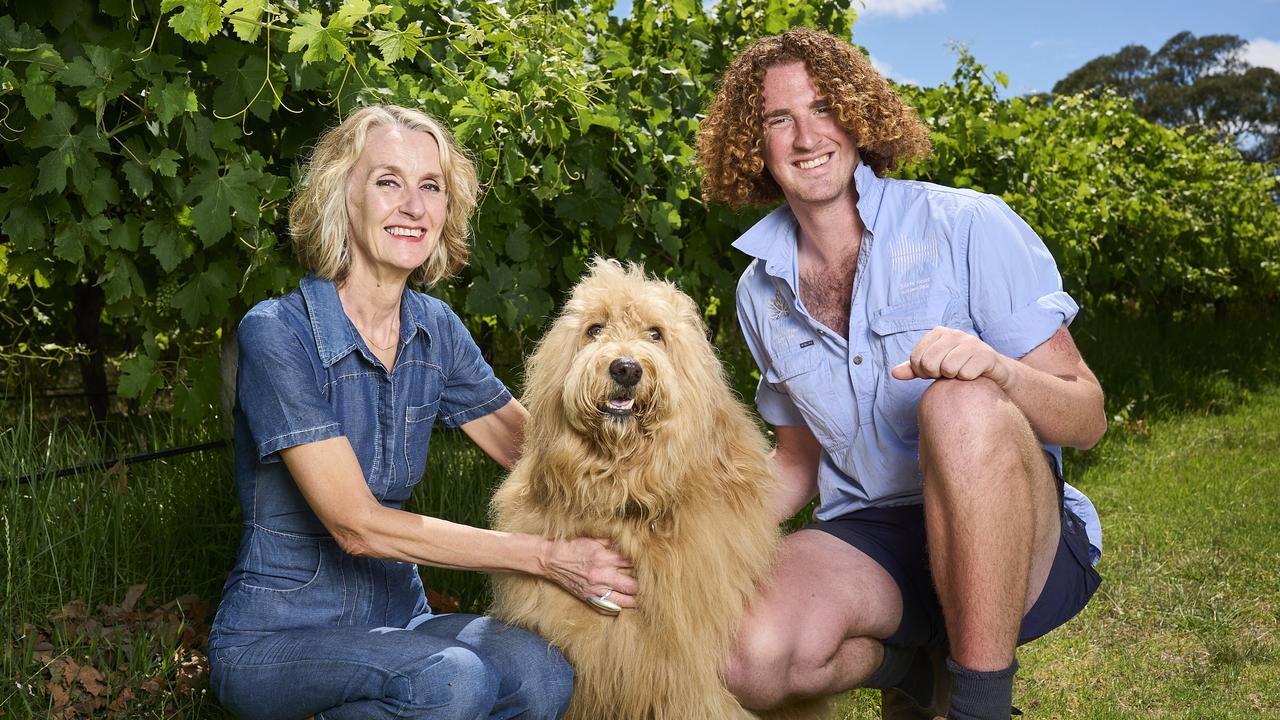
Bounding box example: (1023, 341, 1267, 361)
(490, 258, 805, 719)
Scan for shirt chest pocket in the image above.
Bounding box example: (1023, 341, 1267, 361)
(402, 398, 439, 487)
(869, 292, 968, 439)
(765, 351, 853, 452)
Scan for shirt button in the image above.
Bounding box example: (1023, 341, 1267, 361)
(853, 354, 863, 365)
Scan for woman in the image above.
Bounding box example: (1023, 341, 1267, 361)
(208, 105, 637, 720)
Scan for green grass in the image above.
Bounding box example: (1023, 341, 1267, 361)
(3, 308, 1279, 717)
(832, 386, 1280, 719)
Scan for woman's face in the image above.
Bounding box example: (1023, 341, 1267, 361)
(345, 124, 449, 284)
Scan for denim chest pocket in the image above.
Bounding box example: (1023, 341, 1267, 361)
(766, 351, 852, 452)
(403, 398, 439, 488)
(869, 293, 954, 439)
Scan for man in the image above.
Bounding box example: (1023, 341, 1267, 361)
(695, 27, 1105, 720)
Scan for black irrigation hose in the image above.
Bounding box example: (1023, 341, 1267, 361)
(11, 439, 230, 485)
(0, 389, 116, 401)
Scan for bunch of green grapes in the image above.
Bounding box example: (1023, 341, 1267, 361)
(154, 276, 180, 317)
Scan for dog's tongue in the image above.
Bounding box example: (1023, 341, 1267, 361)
(608, 398, 635, 411)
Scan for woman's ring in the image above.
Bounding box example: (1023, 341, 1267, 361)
(588, 589, 621, 613)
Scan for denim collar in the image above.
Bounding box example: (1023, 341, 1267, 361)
(731, 161, 886, 272)
(299, 274, 433, 368)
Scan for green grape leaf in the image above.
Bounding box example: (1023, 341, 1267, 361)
(82, 168, 121, 215)
(52, 215, 110, 265)
(172, 261, 235, 327)
(21, 77, 56, 118)
(161, 0, 225, 43)
(143, 220, 191, 272)
(149, 79, 198, 124)
(118, 352, 163, 402)
(2, 206, 47, 252)
(289, 10, 349, 64)
(223, 0, 267, 42)
(371, 21, 424, 64)
(108, 216, 141, 252)
(185, 163, 262, 246)
(150, 148, 183, 177)
(122, 161, 154, 198)
(101, 252, 143, 304)
(58, 56, 98, 88)
(331, 0, 372, 33)
(36, 148, 69, 194)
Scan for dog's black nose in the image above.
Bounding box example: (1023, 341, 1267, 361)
(609, 357, 642, 387)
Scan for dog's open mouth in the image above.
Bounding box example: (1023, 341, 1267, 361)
(600, 395, 637, 417)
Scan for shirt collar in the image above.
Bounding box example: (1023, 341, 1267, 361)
(298, 274, 433, 368)
(731, 160, 886, 272)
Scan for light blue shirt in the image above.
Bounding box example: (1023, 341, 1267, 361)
(734, 162, 1102, 561)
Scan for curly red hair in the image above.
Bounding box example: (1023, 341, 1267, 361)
(697, 27, 932, 209)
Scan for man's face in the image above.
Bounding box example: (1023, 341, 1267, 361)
(760, 61, 861, 211)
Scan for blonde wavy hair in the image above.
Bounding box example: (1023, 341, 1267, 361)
(288, 104, 480, 286)
(696, 26, 933, 209)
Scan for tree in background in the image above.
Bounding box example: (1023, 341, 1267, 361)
(1053, 31, 1280, 162)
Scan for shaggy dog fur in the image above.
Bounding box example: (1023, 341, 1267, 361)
(491, 259, 827, 720)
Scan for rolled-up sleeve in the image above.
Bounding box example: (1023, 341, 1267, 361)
(237, 310, 342, 463)
(437, 304, 513, 427)
(965, 196, 1078, 360)
(736, 268, 807, 428)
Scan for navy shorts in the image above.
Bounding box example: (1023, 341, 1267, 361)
(809, 461, 1101, 648)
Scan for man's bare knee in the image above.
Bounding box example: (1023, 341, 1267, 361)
(918, 377, 1038, 489)
(726, 619, 795, 708)
(919, 377, 1007, 428)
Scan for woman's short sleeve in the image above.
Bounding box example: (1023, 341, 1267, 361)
(236, 310, 343, 462)
(435, 304, 513, 427)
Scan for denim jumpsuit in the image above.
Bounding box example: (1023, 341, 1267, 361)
(208, 276, 572, 720)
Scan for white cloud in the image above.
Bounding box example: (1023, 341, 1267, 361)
(1243, 38, 1280, 72)
(870, 55, 920, 86)
(1030, 38, 1070, 50)
(857, 0, 944, 19)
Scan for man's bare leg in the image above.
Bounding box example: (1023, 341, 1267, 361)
(917, 378, 1063, 716)
(727, 529, 904, 710)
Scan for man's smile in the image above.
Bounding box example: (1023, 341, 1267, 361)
(795, 153, 832, 170)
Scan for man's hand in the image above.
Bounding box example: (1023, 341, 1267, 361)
(891, 327, 1012, 386)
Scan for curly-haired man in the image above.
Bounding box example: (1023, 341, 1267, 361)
(697, 27, 1105, 720)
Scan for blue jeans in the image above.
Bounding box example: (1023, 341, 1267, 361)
(209, 613, 573, 720)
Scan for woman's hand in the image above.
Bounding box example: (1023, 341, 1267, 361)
(540, 538, 638, 616)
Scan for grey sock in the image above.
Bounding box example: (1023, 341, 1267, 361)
(863, 643, 915, 689)
(864, 644, 934, 707)
(947, 656, 1018, 720)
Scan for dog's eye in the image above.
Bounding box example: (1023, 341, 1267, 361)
(647, 327, 663, 342)
(586, 323, 604, 339)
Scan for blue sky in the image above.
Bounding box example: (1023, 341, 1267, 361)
(614, 1, 1280, 95)
(853, 0, 1280, 96)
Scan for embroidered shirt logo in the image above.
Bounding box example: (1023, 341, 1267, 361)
(768, 289, 790, 320)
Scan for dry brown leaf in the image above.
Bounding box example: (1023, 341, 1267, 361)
(104, 460, 128, 495)
(121, 584, 146, 613)
(46, 680, 70, 709)
(108, 687, 134, 712)
(76, 665, 106, 697)
(174, 650, 209, 695)
(426, 587, 462, 613)
(50, 599, 87, 623)
(140, 674, 163, 697)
